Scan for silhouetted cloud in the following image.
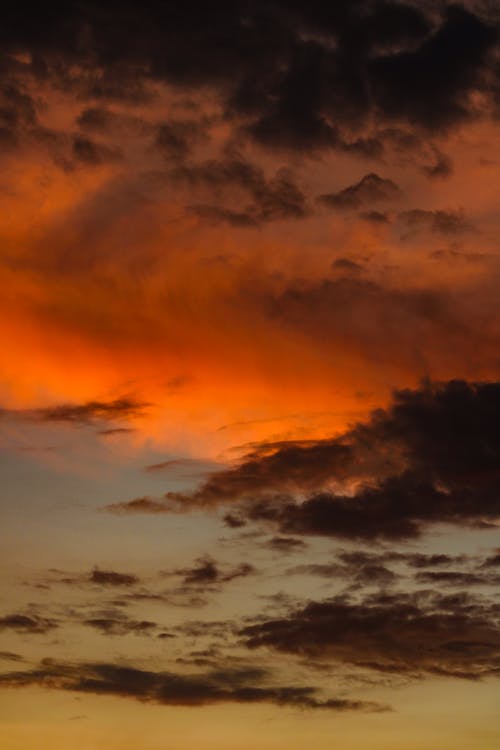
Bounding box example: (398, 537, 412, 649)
(482, 551, 500, 568)
(414, 571, 500, 587)
(0, 614, 58, 634)
(142, 380, 500, 540)
(83, 617, 157, 636)
(0, 397, 149, 426)
(359, 210, 390, 223)
(290, 561, 397, 588)
(174, 556, 255, 587)
(0, 660, 385, 711)
(2, 1, 500, 162)
(265, 537, 308, 554)
(72, 136, 122, 166)
(144, 458, 222, 475)
(174, 157, 308, 225)
(0, 652, 24, 662)
(421, 151, 454, 179)
(155, 120, 207, 161)
(331, 258, 364, 274)
(399, 209, 473, 235)
(319, 173, 401, 209)
(0, 82, 37, 148)
(105, 496, 172, 514)
(90, 569, 140, 587)
(242, 589, 500, 679)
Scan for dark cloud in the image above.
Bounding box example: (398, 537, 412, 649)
(90, 569, 140, 587)
(331, 258, 364, 274)
(105, 496, 172, 514)
(0, 659, 385, 711)
(156, 120, 207, 161)
(0, 614, 57, 634)
(0, 652, 24, 662)
(1, 1, 500, 161)
(0, 397, 149, 426)
(144, 458, 222, 478)
(288, 549, 500, 589)
(153, 379, 500, 540)
(265, 536, 308, 554)
(359, 210, 390, 223)
(0, 82, 37, 148)
(188, 205, 260, 228)
(174, 157, 308, 225)
(72, 135, 122, 166)
(415, 571, 500, 587)
(99, 427, 136, 436)
(368, 5, 497, 132)
(399, 208, 473, 235)
(175, 556, 255, 587)
(166, 438, 354, 507)
(318, 173, 401, 210)
(421, 150, 454, 179)
(291, 561, 397, 588)
(242, 589, 500, 679)
(83, 617, 157, 636)
(482, 551, 500, 568)
(179, 557, 219, 586)
(223, 513, 247, 529)
(405, 553, 471, 569)
(76, 107, 147, 135)
(265, 276, 470, 374)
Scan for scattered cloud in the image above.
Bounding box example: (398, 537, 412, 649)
(142, 380, 500, 540)
(90, 569, 140, 587)
(0, 660, 386, 711)
(0, 614, 58, 634)
(242, 589, 500, 680)
(319, 173, 401, 210)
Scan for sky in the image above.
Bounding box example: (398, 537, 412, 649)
(0, 2, 499, 748)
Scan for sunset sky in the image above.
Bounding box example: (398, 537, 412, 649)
(1, 2, 500, 749)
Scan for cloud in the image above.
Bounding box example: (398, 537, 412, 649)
(0, 652, 24, 662)
(0, 82, 37, 148)
(72, 136, 123, 166)
(99, 427, 136, 436)
(285, 549, 500, 591)
(482, 551, 500, 568)
(141, 379, 500, 540)
(2, 1, 500, 164)
(242, 589, 500, 680)
(318, 173, 401, 209)
(105, 496, 173, 514)
(76, 107, 150, 137)
(174, 157, 308, 225)
(403, 553, 471, 569)
(83, 617, 157, 636)
(399, 208, 473, 235)
(421, 151, 454, 179)
(34, 397, 148, 424)
(90, 569, 140, 587)
(0, 614, 58, 634)
(0, 660, 385, 711)
(331, 258, 364, 274)
(155, 120, 208, 161)
(290, 561, 397, 588)
(264, 537, 308, 554)
(368, 5, 497, 132)
(359, 210, 390, 223)
(414, 571, 500, 587)
(0, 397, 149, 426)
(144, 458, 222, 475)
(174, 556, 255, 587)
